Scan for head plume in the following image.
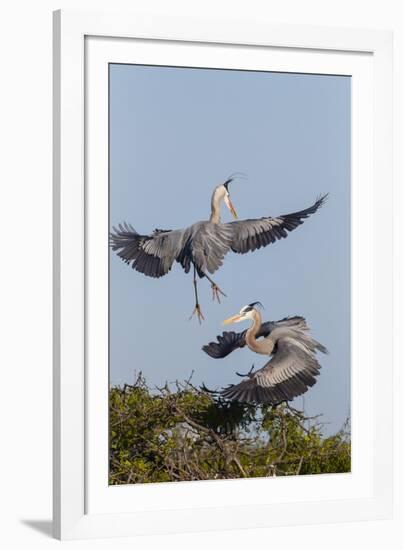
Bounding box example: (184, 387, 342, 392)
(223, 172, 247, 191)
(248, 301, 264, 310)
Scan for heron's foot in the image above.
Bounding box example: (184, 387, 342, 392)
(189, 303, 205, 324)
(211, 283, 226, 303)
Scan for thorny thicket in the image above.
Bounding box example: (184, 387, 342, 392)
(109, 373, 350, 484)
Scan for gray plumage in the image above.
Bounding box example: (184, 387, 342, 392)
(204, 304, 328, 405)
(228, 197, 326, 254)
(110, 221, 233, 279)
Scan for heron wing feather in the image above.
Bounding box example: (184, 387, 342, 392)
(110, 221, 234, 278)
(109, 223, 189, 278)
(227, 195, 328, 254)
(221, 335, 324, 405)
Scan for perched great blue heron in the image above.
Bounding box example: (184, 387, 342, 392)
(202, 302, 328, 404)
(110, 177, 328, 322)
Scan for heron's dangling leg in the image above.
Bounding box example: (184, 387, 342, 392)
(201, 272, 227, 303)
(189, 265, 205, 324)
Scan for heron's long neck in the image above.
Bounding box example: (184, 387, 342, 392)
(245, 311, 274, 355)
(209, 192, 222, 224)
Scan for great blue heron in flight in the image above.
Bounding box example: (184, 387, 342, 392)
(110, 176, 328, 322)
(202, 302, 328, 404)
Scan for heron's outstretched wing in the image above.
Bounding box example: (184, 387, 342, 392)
(202, 316, 307, 358)
(227, 194, 328, 254)
(109, 223, 189, 278)
(110, 221, 233, 278)
(221, 337, 323, 405)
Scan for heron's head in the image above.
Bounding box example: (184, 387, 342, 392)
(223, 302, 264, 325)
(212, 174, 243, 220)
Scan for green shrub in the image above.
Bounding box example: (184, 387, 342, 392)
(109, 374, 350, 484)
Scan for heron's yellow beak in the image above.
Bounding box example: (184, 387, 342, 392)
(224, 195, 238, 219)
(223, 314, 243, 325)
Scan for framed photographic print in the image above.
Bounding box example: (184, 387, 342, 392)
(53, 10, 393, 540)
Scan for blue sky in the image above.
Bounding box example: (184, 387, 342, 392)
(109, 63, 351, 435)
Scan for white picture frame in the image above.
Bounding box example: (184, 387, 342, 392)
(53, 9, 393, 540)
